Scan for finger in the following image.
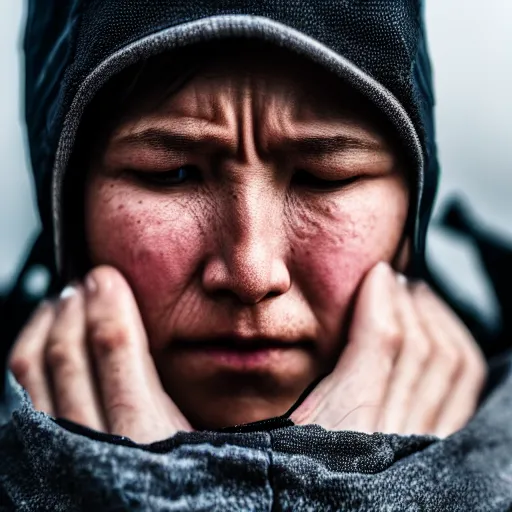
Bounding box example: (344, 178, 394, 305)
(85, 266, 173, 442)
(45, 285, 107, 431)
(376, 275, 431, 434)
(403, 283, 466, 434)
(293, 261, 401, 432)
(417, 287, 487, 437)
(433, 356, 486, 438)
(8, 301, 56, 414)
(415, 283, 486, 378)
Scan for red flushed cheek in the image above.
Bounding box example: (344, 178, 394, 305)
(289, 198, 403, 342)
(86, 189, 206, 343)
(293, 218, 372, 309)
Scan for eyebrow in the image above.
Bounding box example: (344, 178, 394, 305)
(270, 134, 384, 156)
(113, 128, 384, 157)
(113, 128, 231, 153)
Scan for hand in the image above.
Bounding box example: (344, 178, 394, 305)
(8, 265, 192, 444)
(290, 262, 488, 438)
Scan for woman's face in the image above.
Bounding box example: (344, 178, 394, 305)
(84, 49, 409, 429)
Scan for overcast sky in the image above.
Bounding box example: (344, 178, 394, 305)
(0, 1, 511, 318)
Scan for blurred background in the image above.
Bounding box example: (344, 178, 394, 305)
(0, 1, 511, 326)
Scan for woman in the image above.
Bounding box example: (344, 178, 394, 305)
(1, 1, 511, 510)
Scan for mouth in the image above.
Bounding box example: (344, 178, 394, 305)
(171, 336, 313, 370)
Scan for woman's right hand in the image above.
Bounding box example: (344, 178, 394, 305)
(7, 265, 192, 444)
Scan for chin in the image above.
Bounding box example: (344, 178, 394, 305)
(171, 380, 303, 431)
(189, 400, 293, 431)
(157, 347, 321, 430)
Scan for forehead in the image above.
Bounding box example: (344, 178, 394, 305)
(82, 40, 401, 163)
(112, 42, 378, 125)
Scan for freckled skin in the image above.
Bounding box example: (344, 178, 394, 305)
(85, 48, 409, 429)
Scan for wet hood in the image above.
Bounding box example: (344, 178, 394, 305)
(24, 0, 439, 279)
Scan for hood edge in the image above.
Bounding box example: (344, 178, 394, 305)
(51, 14, 425, 276)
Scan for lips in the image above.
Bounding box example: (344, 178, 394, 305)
(172, 335, 312, 351)
(170, 335, 313, 370)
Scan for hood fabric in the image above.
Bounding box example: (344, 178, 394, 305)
(24, 0, 438, 280)
(1, 1, 510, 510)
(1, 361, 512, 510)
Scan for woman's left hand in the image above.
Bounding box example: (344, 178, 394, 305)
(290, 262, 488, 438)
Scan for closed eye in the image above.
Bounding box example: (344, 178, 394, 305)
(292, 169, 359, 190)
(132, 165, 200, 187)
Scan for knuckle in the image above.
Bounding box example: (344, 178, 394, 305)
(378, 322, 402, 353)
(89, 322, 131, 354)
(45, 341, 72, 370)
(413, 336, 432, 366)
(8, 355, 32, 384)
(436, 343, 461, 376)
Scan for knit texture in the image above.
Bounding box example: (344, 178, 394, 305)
(1, 363, 512, 511)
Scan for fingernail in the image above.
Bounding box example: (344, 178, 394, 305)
(375, 261, 395, 283)
(375, 261, 391, 274)
(85, 273, 98, 295)
(60, 285, 77, 300)
(57, 285, 78, 313)
(396, 273, 408, 286)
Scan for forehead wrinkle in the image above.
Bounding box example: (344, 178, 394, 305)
(233, 73, 260, 164)
(170, 74, 240, 128)
(254, 88, 300, 158)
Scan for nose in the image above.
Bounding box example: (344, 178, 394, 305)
(202, 183, 291, 305)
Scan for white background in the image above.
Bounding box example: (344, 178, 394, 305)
(0, 1, 511, 319)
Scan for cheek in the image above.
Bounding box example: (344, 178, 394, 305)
(85, 181, 206, 340)
(289, 183, 407, 333)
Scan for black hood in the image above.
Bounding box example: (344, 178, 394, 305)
(24, 0, 439, 279)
